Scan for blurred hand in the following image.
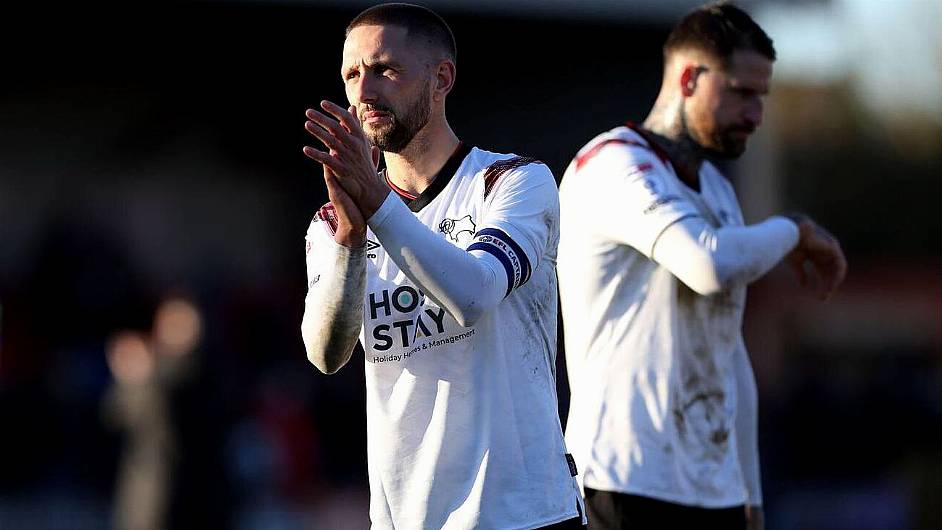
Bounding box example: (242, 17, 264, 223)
(785, 214, 847, 300)
(303, 101, 387, 219)
(745, 505, 764, 530)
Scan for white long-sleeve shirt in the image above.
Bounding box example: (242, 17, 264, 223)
(558, 124, 795, 508)
(303, 144, 584, 529)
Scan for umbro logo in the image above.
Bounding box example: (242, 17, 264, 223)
(366, 239, 380, 259)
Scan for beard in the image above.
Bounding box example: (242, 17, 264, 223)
(708, 125, 754, 159)
(682, 104, 754, 160)
(361, 84, 431, 153)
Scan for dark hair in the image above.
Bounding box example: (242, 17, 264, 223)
(346, 3, 457, 62)
(664, 2, 775, 64)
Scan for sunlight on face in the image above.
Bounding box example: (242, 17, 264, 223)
(341, 25, 433, 152)
(687, 50, 773, 158)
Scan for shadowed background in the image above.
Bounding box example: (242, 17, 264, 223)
(1, 1, 940, 529)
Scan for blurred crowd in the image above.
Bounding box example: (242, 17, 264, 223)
(0, 224, 371, 529)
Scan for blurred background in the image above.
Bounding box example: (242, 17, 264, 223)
(1, 0, 939, 528)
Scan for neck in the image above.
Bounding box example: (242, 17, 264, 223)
(641, 95, 706, 189)
(384, 117, 460, 196)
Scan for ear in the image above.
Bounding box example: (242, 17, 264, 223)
(432, 59, 456, 102)
(679, 64, 701, 98)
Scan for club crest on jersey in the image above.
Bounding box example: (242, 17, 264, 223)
(623, 162, 655, 183)
(439, 215, 476, 245)
(642, 177, 659, 193)
(632, 162, 654, 176)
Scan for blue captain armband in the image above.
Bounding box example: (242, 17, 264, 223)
(467, 228, 532, 298)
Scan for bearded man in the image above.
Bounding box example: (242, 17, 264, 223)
(558, 3, 846, 529)
(300, 4, 585, 529)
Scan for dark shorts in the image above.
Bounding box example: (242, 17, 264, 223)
(584, 487, 746, 530)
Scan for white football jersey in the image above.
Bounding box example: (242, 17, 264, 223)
(306, 144, 582, 529)
(558, 125, 751, 508)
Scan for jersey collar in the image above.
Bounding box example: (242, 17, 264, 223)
(626, 121, 701, 193)
(384, 142, 473, 213)
(625, 121, 672, 165)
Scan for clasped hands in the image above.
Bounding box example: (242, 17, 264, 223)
(303, 101, 388, 247)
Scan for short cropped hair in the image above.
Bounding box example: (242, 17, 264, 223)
(346, 3, 457, 62)
(664, 2, 775, 64)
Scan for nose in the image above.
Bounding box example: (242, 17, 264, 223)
(744, 98, 763, 129)
(348, 72, 379, 108)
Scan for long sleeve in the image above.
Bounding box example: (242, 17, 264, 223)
(578, 139, 799, 296)
(301, 207, 367, 374)
(652, 215, 799, 296)
(367, 193, 506, 327)
(366, 161, 557, 327)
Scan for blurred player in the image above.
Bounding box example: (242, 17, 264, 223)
(300, 4, 584, 529)
(103, 296, 223, 530)
(557, 3, 846, 529)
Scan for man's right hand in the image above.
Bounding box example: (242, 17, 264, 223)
(303, 102, 389, 220)
(305, 106, 383, 248)
(323, 163, 367, 248)
(785, 214, 847, 300)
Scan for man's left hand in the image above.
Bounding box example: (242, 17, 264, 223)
(785, 215, 847, 300)
(303, 101, 387, 218)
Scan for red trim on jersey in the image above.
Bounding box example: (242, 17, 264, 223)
(572, 122, 675, 173)
(625, 121, 671, 164)
(483, 156, 541, 199)
(626, 121, 704, 191)
(574, 139, 647, 171)
(317, 202, 339, 236)
(383, 142, 468, 204)
(384, 172, 418, 200)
